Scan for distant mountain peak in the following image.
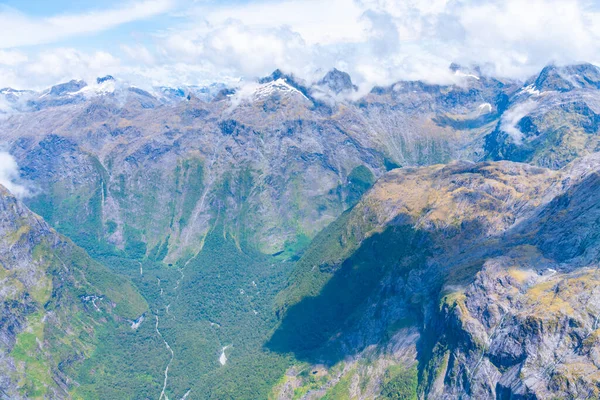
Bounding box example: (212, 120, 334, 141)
(318, 68, 357, 94)
(48, 79, 87, 96)
(531, 63, 600, 92)
(0, 87, 32, 98)
(255, 69, 315, 104)
(0, 87, 27, 94)
(259, 69, 290, 84)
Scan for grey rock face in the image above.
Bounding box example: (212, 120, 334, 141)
(531, 63, 600, 92)
(97, 75, 115, 84)
(318, 68, 358, 94)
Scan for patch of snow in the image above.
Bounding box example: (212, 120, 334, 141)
(254, 78, 310, 101)
(520, 84, 541, 96)
(478, 103, 493, 114)
(0, 88, 29, 98)
(73, 80, 116, 97)
(455, 70, 480, 80)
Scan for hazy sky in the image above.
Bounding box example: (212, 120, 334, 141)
(1, 0, 599, 90)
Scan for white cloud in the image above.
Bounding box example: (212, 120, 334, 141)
(142, 0, 600, 89)
(0, 0, 174, 48)
(2, 0, 600, 91)
(0, 50, 28, 66)
(500, 100, 539, 145)
(121, 44, 156, 65)
(0, 151, 29, 198)
(199, 0, 367, 45)
(0, 48, 122, 90)
(457, 0, 600, 77)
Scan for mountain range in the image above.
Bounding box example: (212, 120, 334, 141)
(1, 63, 600, 399)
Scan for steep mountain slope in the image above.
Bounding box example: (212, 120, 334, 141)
(271, 154, 600, 399)
(0, 185, 153, 399)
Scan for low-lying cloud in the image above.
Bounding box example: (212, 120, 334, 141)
(500, 100, 539, 145)
(0, 151, 29, 198)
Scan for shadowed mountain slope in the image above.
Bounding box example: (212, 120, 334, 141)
(270, 154, 600, 399)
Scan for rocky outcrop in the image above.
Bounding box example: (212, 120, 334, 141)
(435, 256, 600, 399)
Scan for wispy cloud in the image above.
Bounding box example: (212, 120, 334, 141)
(0, 48, 121, 90)
(198, 0, 368, 46)
(500, 100, 539, 145)
(0, 49, 27, 66)
(0, 151, 29, 198)
(0, 0, 174, 48)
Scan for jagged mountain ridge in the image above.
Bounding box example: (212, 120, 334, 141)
(2, 63, 583, 261)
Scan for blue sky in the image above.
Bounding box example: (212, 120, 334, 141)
(0, 0, 178, 49)
(0, 0, 599, 90)
(1, 0, 117, 15)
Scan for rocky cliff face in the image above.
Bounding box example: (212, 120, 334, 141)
(433, 256, 600, 400)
